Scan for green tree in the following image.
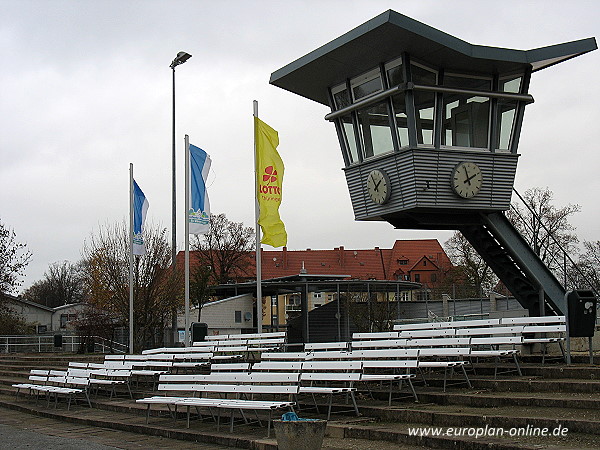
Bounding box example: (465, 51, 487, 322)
(0, 294, 35, 335)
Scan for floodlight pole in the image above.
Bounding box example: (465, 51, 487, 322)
(170, 51, 191, 345)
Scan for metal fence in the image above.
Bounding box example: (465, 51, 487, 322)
(0, 335, 127, 354)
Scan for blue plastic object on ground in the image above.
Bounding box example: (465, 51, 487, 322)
(281, 412, 318, 421)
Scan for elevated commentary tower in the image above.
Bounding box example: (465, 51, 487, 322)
(270, 10, 596, 315)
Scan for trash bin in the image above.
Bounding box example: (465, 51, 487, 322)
(567, 290, 597, 337)
(273, 413, 327, 450)
(191, 323, 208, 342)
(53, 334, 63, 348)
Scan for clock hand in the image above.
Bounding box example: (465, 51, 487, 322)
(373, 178, 382, 191)
(463, 166, 472, 185)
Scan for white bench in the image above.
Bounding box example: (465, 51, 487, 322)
(13, 370, 91, 410)
(66, 368, 133, 399)
(304, 342, 350, 351)
(137, 371, 297, 436)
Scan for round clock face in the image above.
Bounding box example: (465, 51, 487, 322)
(366, 169, 391, 205)
(452, 162, 483, 198)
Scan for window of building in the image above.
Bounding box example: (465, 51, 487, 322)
(351, 69, 383, 101)
(60, 314, 76, 329)
(411, 63, 437, 146)
(332, 83, 360, 164)
(356, 100, 394, 158)
(496, 76, 522, 152)
(423, 260, 427, 266)
(395, 291, 410, 302)
(442, 74, 492, 149)
(398, 259, 408, 265)
(431, 273, 437, 283)
(414, 273, 421, 282)
(416, 290, 431, 301)
(234, 310, 242, 323)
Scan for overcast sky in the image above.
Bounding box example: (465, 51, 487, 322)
(1, 0, 599, 292)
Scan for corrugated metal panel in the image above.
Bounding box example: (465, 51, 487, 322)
(346, 148, 519, 221)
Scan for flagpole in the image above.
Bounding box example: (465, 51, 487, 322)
(253, 100, 263, 333)
(184, 134, 191, 346)
(128, 163, 134, 353)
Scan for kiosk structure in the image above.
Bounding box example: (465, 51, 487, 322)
(270, 10, 596, 315)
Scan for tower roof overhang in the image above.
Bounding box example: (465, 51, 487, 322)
(270, 9, 597, 106)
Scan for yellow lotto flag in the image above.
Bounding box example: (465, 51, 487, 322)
(255, 116, 287, 248)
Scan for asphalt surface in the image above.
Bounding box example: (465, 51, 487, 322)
(0, 423, 119, 450)
(0, 406, 233, 450)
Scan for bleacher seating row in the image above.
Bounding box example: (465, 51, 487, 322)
(11, 332, 287, 414)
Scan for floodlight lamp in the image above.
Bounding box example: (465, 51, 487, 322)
(170, 51, 192, 68)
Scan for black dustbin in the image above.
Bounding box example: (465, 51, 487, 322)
(53, 334, 63, 348)
(567, 290, 597, 337)
(191, 323, 208, 342)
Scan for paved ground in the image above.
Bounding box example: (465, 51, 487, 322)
(0, 406, 235, 449)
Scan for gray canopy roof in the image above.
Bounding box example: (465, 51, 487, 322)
(270, 10, 597, 106)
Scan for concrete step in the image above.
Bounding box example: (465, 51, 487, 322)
(2, 393, 600, 450)
(416, 373, 600, 394)
(358, 402, 600, 436)
(473, 363, 600, 379)
(414, 390, 600, 411)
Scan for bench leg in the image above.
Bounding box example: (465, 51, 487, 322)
(443, 367, 448, 392)
(461, 365, 472, 389)
(327, 393, 333, 420)
(513, 354, 522, 376)
(350, 391, 360, 416)
(408, 378, 419, 403)
(559, 341, 567, 363)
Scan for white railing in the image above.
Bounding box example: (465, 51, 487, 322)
(0, 335, 127, 354)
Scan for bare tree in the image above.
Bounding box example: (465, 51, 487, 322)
(0, 219, 32, 295)
(343, 291, 394, 332)
(189, 264, 213, 322)
(22, 260, 85, 307)
(575, 241, 600, 293)
(81, 222, 182, 351)
(507, 187, 580, 277)
(444, 231, 498, 298)
(191, 213, 255, 285)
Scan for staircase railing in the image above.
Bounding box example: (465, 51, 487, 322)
(510, 188, 599, 298)
(0, 335, 127, 354)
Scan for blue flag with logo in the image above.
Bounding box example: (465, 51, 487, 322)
(189, 144, 211, 235)
(133, 180, 149, 255)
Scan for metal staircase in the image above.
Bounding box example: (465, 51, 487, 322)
(460, 212, 566, 315)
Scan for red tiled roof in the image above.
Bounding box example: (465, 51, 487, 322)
(179, 239, 451, 282)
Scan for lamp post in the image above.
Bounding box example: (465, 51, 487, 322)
(170, 51, 191, 345)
